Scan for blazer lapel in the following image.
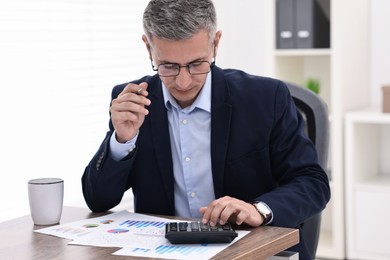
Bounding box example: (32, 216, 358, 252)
(148, 79, 175, 213)
(210, 67, 232, 198)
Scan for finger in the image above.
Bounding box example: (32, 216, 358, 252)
(219, 205, 239, 225)
(113, 84, 151, 111)
(111, 97, 150, 115)
(114, 94, 149, 112)
(209, 203, 225, 226)
(119, 82, 148, 97)
(111, 110, 145, 123)
(119, 83, 136, 97)
(202, 199, 225, 226)
(228, 207, 250, 225)
(201, 204, 214, 225)
(229, 202, 262, 227)
(136, 82, 149, 96)
(199, 207, 207, 214)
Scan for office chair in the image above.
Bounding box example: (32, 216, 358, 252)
(286, 82, 330, 260)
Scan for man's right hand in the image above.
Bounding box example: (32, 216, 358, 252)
(109, 82, 151, 143)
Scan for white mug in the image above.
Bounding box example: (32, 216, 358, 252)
(28, 178, 64, 225)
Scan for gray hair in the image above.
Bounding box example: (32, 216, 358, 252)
(143, 0, 217, 43)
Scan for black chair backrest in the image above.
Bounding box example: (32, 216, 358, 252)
(286, 82, 330, 260)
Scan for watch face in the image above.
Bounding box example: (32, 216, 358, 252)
(258, 202, 271, 215)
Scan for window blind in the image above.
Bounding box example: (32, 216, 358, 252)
(0, 0, 150, 221)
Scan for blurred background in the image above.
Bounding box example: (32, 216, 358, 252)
(1, 1, 390, 259)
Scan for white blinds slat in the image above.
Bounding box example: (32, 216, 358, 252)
(0, 0, 150, 221)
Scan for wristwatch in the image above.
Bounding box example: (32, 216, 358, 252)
(252, 201, 272, 225)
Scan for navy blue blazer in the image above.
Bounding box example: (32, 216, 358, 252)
(82, 66, 330, 259)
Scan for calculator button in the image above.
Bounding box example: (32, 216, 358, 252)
(191, 221, 200, 231)
(210, 225, 218, 231)
(222, 224, 231, 230)
(200, 223, 209, 232)
(179, 222, 188, 231)
(169, 222, 177, 232)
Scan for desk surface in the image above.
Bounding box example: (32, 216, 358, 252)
(0, 206, 299, 260)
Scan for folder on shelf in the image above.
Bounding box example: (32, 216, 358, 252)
(276, 0, 295, 49)
(276, 0, 330, 49)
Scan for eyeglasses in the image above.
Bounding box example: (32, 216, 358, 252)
(152, 60, 214, 77)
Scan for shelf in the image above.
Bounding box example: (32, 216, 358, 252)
(346, 108, 390, 123)
(269, 0, 371, 258)
(355, 176, 390, 191)
(273, 54, 331, 107)
(345, 109, 390, 259)
(274, 48, 331, 57)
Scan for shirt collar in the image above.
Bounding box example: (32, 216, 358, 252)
(162, 72, 212, 113)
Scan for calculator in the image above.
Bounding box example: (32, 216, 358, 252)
(165, 221, 238, 244)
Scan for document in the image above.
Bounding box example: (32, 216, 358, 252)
(35, 210, 250, 259)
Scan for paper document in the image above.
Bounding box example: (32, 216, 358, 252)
(35, 210, 250, 259)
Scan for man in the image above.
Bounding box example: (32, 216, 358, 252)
(82, 0, 330, 259)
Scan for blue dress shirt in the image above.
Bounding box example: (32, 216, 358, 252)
(110, 72, 215, 218)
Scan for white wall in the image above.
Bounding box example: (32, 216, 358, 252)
(370, 0, 390, 108)
(213, 0, 270, 76)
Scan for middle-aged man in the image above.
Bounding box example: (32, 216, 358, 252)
(82, 0, 331, 259)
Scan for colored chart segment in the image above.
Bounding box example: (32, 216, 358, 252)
(120, 220, 166, 229)
(130, 247, 152, 253)
(154, 244, 208, 256)
(49, 226, 92, 238)
(83, 224, 99, 228)
(107, 228, 129, 234)
(101, 220, 114, 224)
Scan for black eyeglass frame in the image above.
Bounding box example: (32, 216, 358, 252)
(151, 60, 215, 77)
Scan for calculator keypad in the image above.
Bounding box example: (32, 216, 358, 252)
(165, 221, 238, 244)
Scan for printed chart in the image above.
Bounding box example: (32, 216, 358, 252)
(35, 210, 250, 259)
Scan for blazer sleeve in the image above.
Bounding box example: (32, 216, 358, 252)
(257, 81, 330, 228)
(81, 83, 135, 212)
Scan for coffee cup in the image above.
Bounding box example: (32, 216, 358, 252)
(28, 178, 64, 225)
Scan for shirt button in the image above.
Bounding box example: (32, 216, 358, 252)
(182, 119, 188, 125)
(190, 192, 196, 198)
(185, 156, 191, 162)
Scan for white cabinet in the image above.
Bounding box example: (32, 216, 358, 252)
(264, 0, 371, 259)
(345, 110, 390, 260)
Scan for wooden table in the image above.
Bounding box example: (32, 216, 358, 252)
(0, 206, 299, 259)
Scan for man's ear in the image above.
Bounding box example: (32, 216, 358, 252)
(142, 35, 152, 60)
(213, 30, 222, 57)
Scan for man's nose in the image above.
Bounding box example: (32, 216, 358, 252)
(175, 67, 192, 89)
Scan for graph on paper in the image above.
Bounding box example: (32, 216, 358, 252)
(113, 237, 250, 260)
(119, 220, 166, 236)
(35, 210, 251, 260)
(154, 244, 209, 256)
(129, 244, 209, 256)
